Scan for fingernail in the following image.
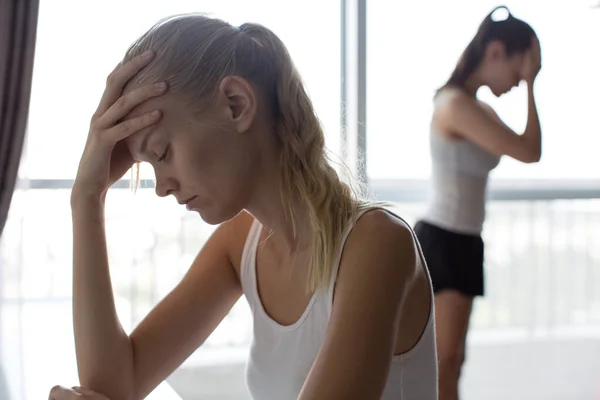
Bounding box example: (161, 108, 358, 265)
(154, 82, 167, 90)
(141, 50, 154, 60)
(151, 110, 161, 117)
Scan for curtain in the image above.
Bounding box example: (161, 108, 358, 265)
(0, 1, 40, 399)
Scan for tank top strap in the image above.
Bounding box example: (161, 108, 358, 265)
(240, 217, 263, 308)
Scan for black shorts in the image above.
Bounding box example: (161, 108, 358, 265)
(414, 220, 485, 297)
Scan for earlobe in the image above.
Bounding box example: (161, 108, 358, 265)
(219, 76, 257, 134)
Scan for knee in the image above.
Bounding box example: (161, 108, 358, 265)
(438, 350, 465, 378)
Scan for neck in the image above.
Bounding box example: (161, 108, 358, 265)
(247, 184, 312, 256)
(245, 145, 312, 256)
(464, 71, 484, 96)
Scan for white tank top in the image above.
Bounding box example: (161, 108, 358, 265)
(424, 126, 501, 235)
(240, 208, 438, 399)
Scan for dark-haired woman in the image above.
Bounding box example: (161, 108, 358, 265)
(414, 6, 542, 400)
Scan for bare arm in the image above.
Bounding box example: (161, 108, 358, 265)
(72, 198, 133, 399)
(128, 214, 246, 399)
(298, 211, 417, 399)
(436, 84, 542, 163)
(72, 198, 247, 400)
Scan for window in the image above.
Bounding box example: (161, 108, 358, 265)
(366, 0, 600, 180)
(21, 0, 341, 181)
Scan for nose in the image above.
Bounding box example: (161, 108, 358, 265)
(154, 175, 178, 198)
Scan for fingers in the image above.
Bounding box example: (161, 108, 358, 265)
(535, 38, 542, 64)
(95, 50, 155, 116)
(49, 385, 110, 400)
(89, 55, 167, 147)
(73, 386, 110, 399)
(48, 385, 76, 400)
(104, 109, 162, 143)
(530, 35, 541, 56)
(95, 81, 167, 129)
(73, 386, 94, 395)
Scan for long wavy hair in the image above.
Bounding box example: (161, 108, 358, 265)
(124, 14, 374, 292)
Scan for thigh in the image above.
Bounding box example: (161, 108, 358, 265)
(434, 290, 473, 360)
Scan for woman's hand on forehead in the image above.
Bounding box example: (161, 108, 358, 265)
(72, 50, 169, 198)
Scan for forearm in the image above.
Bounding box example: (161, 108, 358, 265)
(522, 81, 542, 161)
(71, 197, 134, 399)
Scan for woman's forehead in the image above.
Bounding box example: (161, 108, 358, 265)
(125, 125, 158, 162)
(122, 96, 173, 159)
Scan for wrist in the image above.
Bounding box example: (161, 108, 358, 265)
(71, 187, 107, 211)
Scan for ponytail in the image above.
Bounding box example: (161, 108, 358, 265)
(439, 5, 530, 93)
(238, 23, 360, 291)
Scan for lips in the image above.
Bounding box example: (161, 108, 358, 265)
(178, 196, 197, 208)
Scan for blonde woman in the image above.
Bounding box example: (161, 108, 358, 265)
(49, 14, 437, 400)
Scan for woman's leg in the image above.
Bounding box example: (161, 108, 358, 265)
(434, 290, 473, 400)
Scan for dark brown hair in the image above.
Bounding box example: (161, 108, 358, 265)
(441, 6, 536, 91)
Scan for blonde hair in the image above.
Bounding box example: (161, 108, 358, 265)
(124, 14, 374, 292)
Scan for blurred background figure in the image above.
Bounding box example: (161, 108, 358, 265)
(413, 6, 541, 400)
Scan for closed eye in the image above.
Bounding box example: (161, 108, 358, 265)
(156, 145, 169, 163)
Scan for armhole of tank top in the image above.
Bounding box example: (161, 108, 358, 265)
(382, 210, 436, 360)
(387, 210, 435, 318)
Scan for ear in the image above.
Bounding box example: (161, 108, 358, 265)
(218, 76, 257, 134)
(485, 40, 507, 61)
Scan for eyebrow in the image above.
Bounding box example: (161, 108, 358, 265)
(138, 126, 157, 157)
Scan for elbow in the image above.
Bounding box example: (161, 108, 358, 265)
(522, 154, 540, 164)
(518, 146, 541, 163)
(517, 136, 541, 163)
(77, 336, 136, 399)
(526, 149, 542, 163)
(78, 364, 136, 400)
(78, 378, 134, 400)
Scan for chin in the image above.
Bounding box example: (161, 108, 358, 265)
(493, 88, 510, 97)
(195, 205, 243, 226)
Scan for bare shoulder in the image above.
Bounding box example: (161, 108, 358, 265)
(432, 87, 474, 135)
(302, 210, 425, 399)
(434, 86, 474, 115)
(439, 89, 503, 123)
(352, 208, 412, 238)
(341, 209, 418, 282)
